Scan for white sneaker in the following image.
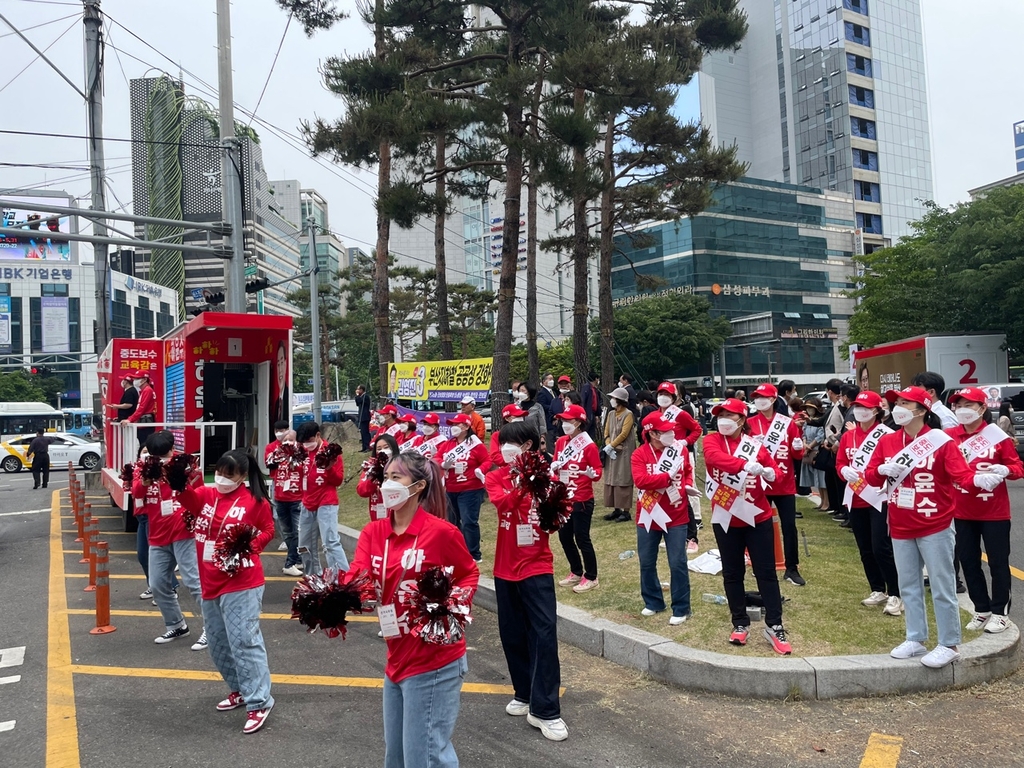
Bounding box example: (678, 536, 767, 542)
(921, 645, 960, 669)
(984, 614, 1010, 634)
(139, 588, 153, 600)
(890, 640, 927, 659)
(505, 698, 529, 717)
(282, 565, 303, 577)
(557, 572, 581, 587)
(526, 714, 568, 742)
(668, 615, 689, 626)
(278, 541, 288, 551)
(882, 596, 904, 616)
(641, 608, 658, 617)
(572, 577, 599, 593)
(190, 629, 208, 651)
(861, 591, 887, 606)
(966, 612, 992, 631)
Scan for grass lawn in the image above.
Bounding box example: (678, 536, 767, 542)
(332, 438, 981, 658)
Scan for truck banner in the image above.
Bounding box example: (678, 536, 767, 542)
(386, 357, 493, 402)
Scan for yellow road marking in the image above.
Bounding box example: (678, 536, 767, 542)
(68, 664, 521, 695)
(981, 552, 1024, 581)
(859, 733, 903, 768)
(64, 608, 377, 623)
(47, 490, 80, 768)
(66, 573, 300, 583)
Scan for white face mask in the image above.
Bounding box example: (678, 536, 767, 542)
(422, 425, 436, 436)
(133, 379, 144, 389)
(380, 479, 415, 509)
(275, 431, 286, 440)
(657, 395, 673, 408)
(852, 406, 876, 423)
(561, 421, 576, 435)
(214, 474, 241, 494)
(891, 405, 917, 426)
(450, 426, 463, 438)
(500, 444, 523, 464)
(559, 388, 570, 395)
(514, 391, 527, 401)
(658, 433, 675, 448)
(302, 440, 318, 451)
(753, 397, 773, 412)
(609, 399, 620, 409)
(717, 418, 739, 436)
(618, 381, 626, 389)
(955, 407, 981, 425)
(376, 447, 392, 458)
(544, 379, 554, 388)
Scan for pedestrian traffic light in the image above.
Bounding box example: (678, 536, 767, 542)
(245, 277, 270, 293)
(202, 289, 225, 305)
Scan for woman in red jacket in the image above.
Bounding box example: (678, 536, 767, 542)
(356, 433, 400, 523)
(176, 449, 276, 734)
(347, 451, 479, 767)
(631, 413, 696, 625)
(484, 421, 567, 742)
(747, 383, 806, 586)
(296, 421, 348, 574)
(435, 412, 490, 562)
(836, 391, 902, 616)
(704, 399, 790, 654)
(489, 403, 527, 466)
(946, 387, 1023, 635)
(552, 404, 602, 593)
(862, 386, 1000, 669)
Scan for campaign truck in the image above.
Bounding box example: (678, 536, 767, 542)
(853, 334, 1008, 396)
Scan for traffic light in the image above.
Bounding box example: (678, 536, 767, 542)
(30, 365, 52, 375)
(245, 277, 270, 293)
(202, 289, 225, 305)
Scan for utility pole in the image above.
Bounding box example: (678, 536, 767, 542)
(307, 216, 322, 424)
(216, 0, 246, 313)
(83, 0, 110, 352)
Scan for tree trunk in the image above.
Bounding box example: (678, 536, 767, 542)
(572, 87, 590, 390)
(373, 2, 393, 394)
(525, 69, 543, 385)
(434, 131, 455, 360)
(599, 114, 616, 395)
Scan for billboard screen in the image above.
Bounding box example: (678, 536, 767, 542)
(0, 195, 76, 261)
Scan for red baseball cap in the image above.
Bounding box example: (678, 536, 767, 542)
(502, 404, 527, 419)
(420, 413, 440, 425)
(557, 375, 572, 385)
(853, 391, 884, 409)
(447, 413, 471, 426)
(398, 413, 417, 424)
(641, 411, 676, 434)
(753, 383, 778, 399)
(885, 386, 933, 410)
(379, 404, 398, 416)
(555, 404, 587, 421)
(656, 381, 676, 396)
(712, 398, 749, 417)
(948, 387, 987, 405)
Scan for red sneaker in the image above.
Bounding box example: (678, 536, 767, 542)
(729, 626, 749, 646)
(216, 692, 245, 711)
(763, 624, 792, 655)
(243, 703, 274, 734)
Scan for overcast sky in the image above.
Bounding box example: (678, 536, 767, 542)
(2, 0, 1022, 251)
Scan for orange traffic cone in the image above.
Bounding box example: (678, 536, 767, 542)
(772, 513, 785, 571)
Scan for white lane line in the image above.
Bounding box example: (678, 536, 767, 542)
(0, 675, 21, 685)
(0, 721, 14, 732)
(0, 509, 49, 517)
(0, 647, 25, 669)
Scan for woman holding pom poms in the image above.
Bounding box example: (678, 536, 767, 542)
(175, 449, 276, 734)
(356, 433, 400, 523)
(484, 422, 569, 742)
(347, 450, 478, 768)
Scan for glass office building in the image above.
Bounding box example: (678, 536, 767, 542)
(612, 178, 857, 383)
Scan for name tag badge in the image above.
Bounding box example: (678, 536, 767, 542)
(559, 470, 571, 484)
(666, 485, 682, 505)
(516, 523, 535, 547)
(377, 604, 401, 638)
(373, 503, 387, 520)
(160, 499, 175, 517)
(302, 476, 308, 491)
(454, 462, 467, 476)
(283, 480, 292, 492)
(896, 486, 916, 509)
(202, 539, 215, 562)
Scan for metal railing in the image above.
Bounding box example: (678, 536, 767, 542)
(112, 420, 238, 471)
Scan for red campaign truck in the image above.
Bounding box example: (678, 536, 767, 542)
(99, 312, 293, 530)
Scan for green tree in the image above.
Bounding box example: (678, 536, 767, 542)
(446, 283, 498, 358)
(509, 339, 575, 384)
(0, 371, 47, 402)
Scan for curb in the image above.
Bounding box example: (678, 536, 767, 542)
(338, 524, 1021, 700)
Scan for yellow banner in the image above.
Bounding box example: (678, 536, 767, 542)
(386, 358, 493, 402)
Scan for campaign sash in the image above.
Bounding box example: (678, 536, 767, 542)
(446, 434, 480, 466)
(662, 404, 681, 422)
(638, 441, 688, 532)
(411, 433, 446, 457)
(704, 434, 761, 531)
(843, 423, 892, 512)
(384, 423, 403, 438)
(557, 431, 594, 465)
(762, 412, 792, 458)
(884, 430, 953, 496)
(959, 423, 1011, 464)
(654, 440, 687, 478)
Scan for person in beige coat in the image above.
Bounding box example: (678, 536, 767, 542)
(602, 387, 637, 522)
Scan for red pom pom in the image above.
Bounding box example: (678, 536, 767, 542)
(213, 523, 260, 576)
(315, 442, 343, 469)
(536, 480, 572, 533)
(182, 510, 197, 534)
(140, 454, 163, 482)
(398, 566, 473, 645)
(360, 452, 387, 487)
(290, 568, 374, 639)
(164, 453, 198, 492)
(269, 442, 306, 470)
(508, 451, 572, 532)
(119, 463, 134, 492)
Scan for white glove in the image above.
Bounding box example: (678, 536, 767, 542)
(744, 461, 763, 476)
(685, 486, 703, 498)
(441, 457, 455, 470)
(550, 460, 564, 472)
(840, 466, 861, 484)
(603, 445, 618, 460)
(988, 464, 1010, 479)
(474, 468, 486, 483)
(761, 467, 776, 483)
(974, 473, 1003, 492)
(877, 462, 901, 478)
(583, 466, 598, 479)
(792, 438, 804, 451)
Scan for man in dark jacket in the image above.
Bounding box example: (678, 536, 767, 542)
(354, 384, 372, 451)
(27, 428, 52, 490)
(580, 371, 603, 439)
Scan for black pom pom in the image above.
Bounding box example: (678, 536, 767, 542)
(315, 442, 343, 469)
(290, 568, 374, 639)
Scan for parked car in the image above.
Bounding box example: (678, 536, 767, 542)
(1, 432, 105, 473)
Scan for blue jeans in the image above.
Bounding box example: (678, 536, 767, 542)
(298, 504, 349, 574)
(383, 655, 467, 768)
(892, 525, 962, 647)
(275, 499, 302, 568)
(446, 489, 484, 561)
(150, 538, 203, 630)
(202, 586, 274, 712)
(637, 523, 692, 617)
(136, 514, 150, 581)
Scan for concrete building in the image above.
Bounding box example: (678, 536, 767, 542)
(129, 76, 301, 318)
(271, 180, 346, 292)
(612, 178, 858, 387)
(698, 0, 932, 244)
(1015, 121, 1024, 174)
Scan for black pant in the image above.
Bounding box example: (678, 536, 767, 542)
(494, 574, 561, 719)
(713, 519, 784, 627)
(558, 499, 597, 580)
(31, 454, 49, 488)
(359, 420, 371, 451)
(849, 505, 901, 595)
(956, 518, 1012, 615)
(687, 500, 699, 543)
(824, 463, 841, 511)
(136, 425, 156, 450)
(767, 494, 798, 571)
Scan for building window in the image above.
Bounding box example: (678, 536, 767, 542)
(846, 53, 872, 77)
(41, 283, 70, 297)
(159, 302, 170, 315)
(844, 0, 868, 15)
(857, 212, 883, 234)
(853, 149, 879, 171)
(7, 297, 22, 354)
(156, 308, 175, 336)
(134, 305, 155, 339)
(844, 22, 870, 46)
(849, 85, 874, 108)
(69, 297, 81, 353)
(851, 116, 877, 139)
(114, 289, 127, 303)
(855, 180, 881, 203)
(111, 294, 132, 339)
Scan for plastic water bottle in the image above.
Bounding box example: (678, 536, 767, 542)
(618, 549, 635, 560)
(702, 593, 728, 605)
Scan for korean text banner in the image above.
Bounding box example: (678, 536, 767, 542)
(386, 358, 493, 402)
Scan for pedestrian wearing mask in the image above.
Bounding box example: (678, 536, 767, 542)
(553, 404, 602, 592)
(413, 413, 445, 459)
(373, 404, 405, 444)
(357, 433, 401, 522)
(436, 413, 490, 562)
(799, 397, 830, 510)
(655, 382, 702, 446)
(549, 375, 571, 451)
(264, 421, 303, 577)
(515, 383, 548, 441)
(537, 373, 556, 438)
(617, 374, 638, 414)
(127, 373, 158, 448)
(602, 387, 636, 522)
(396, 413, 419, 446)
(946, 388, 1023, 635)
(295, 421, 349, 574)
(490, 404, 527, 466)
(862, 387, 1001, 668)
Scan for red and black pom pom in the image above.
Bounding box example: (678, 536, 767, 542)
(182, 510, 197, 534)
(213, 523, 260, 576)
(269, 442, 306, 470)
(164, 453, 198, 492)
(314, 441, 343, 469)
(119, 463, 134, 492)
(509, 451, 571, 532)
(139, 454, 163, 483)
(360, 452, 388, 487)
(290, 568, 374, 639)
(399, 566, 473, 645)
(536, 480, 572, 533)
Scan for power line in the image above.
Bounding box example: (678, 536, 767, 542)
(0, 11, 79, 39)
(102, 19, 131, 89)
(0, 128, 224, 150)
(0, 15, 80, 95)
(247, 13, 292, 129)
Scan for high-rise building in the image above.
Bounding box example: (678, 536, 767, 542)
(698, 0, 932, 244)
(129, 76, 301, 317)
(1014, 121, 1024, 173)
(271, 180, 346, 292)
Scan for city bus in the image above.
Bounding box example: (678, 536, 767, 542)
(62, 408, 98, 438)
(0, 402, 66, 440)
